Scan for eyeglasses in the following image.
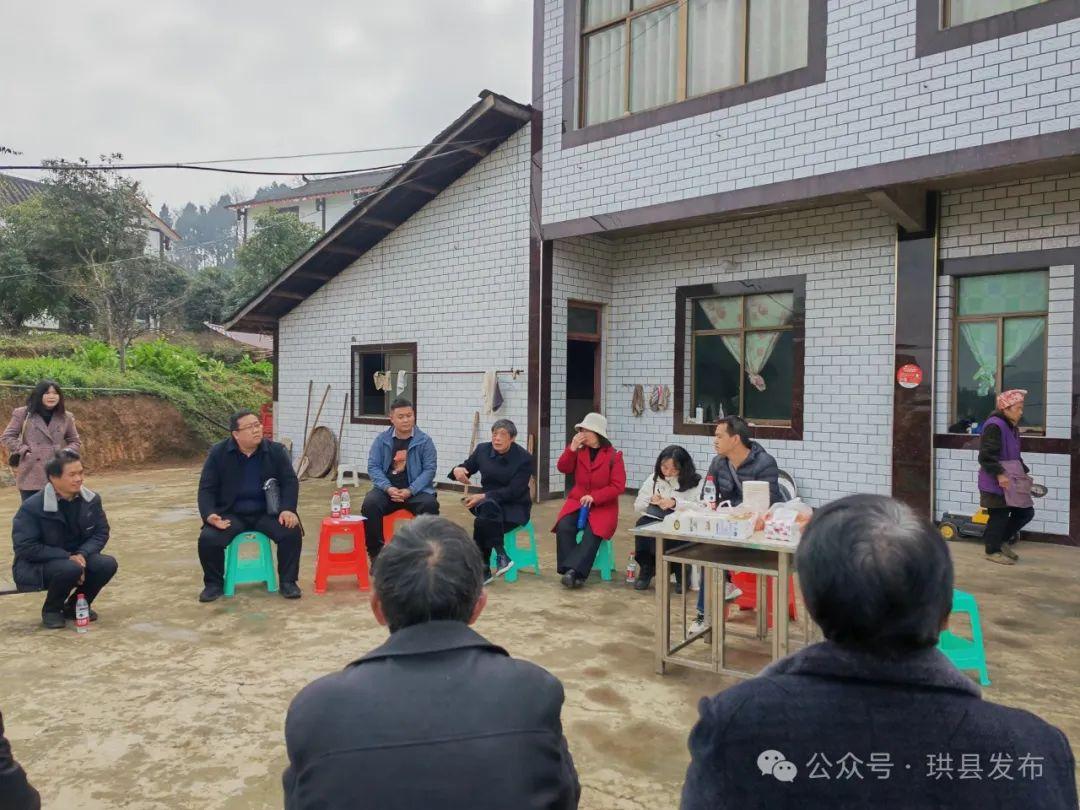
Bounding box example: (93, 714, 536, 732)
(235, 423, 262, 432)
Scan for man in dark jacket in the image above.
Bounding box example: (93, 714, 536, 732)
(681, 495, 1077, 809)
(360, 398, 439, 560)
(196, 410, 302, 602)
(283, 516, 579, 810)
(0, 710, 39, 810)
(450, 418, 533, 583)
(11, 450, 118, 629)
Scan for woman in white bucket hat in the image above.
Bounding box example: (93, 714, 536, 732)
(551, 412, 626, 588)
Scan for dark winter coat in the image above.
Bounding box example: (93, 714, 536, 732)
(704, 442, 783, 506)
(11, 483, 110, 592)
(1, 406, 80, 492)
(449, 441, 534, 527)
(0, 710, 40, 810)
(978, 412, 1028, 509)
(681, 641, 1077, 809)
(197, 437, 298, 520)
(283, 621, 579, 810)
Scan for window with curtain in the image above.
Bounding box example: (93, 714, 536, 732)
(953, 271, 1048, 433)
(351, 344, 416, 420)
(690, 291, 796, 424)
(944, 0, 1046, 27)
(580, 0, 811, 126)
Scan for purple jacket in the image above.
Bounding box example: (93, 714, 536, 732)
(978, 415, 1020, 496)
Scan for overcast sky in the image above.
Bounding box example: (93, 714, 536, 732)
(1, 0, 531, 212)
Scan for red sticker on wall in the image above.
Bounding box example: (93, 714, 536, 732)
(897, 363, 923, 389)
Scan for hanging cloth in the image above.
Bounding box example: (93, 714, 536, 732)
(481, 370, 504, 414)
(631, 384, 645, 417)
(372, 371, 390, 392)
(648, 384, 670, 412)
(396, 370, 407, 394)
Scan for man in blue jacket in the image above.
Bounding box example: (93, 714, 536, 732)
(11, 450, 118, 629)
(360, 398, 439, 560)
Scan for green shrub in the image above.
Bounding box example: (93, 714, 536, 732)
(236, 354, 273, 383)
(129, 340, 201, 389)
(74, 340, 119, 370)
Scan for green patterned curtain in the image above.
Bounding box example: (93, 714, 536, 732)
(959, 322, 998, 396)
(958, 271, 1048, 316)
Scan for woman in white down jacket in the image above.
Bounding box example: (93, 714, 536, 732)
(632, 445, 701, 592)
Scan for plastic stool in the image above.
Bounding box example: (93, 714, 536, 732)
(489, 520, 541, 583)
(576, 530, 614, 581)
(731, 572, 798, 625)
(938, 589, 990, 686)
(336, 465, 360, 488)
(382, 509, 413, 544)
(314, 517, 369, 594)
(224, 531, 278, 596)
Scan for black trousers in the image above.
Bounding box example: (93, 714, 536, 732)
(555, 512, 606, 576)
(19, 489, 38, 502)
(360, 488, 440, 557)
(197, 512, 302, 587)
(633, 511, 674, 577)
(41, 553, 118, 612)
(983, 506, 1035, 554)
(474, 518, 515, 571)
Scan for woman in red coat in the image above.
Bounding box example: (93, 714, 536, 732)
(553, 412, 626, 589)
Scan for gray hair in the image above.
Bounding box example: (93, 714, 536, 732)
(490, 419, 518, 438)
(371, 516, 484, 632)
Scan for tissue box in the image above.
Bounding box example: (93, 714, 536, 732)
(763, 509, 801, 543)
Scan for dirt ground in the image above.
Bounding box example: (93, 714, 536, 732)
(1, 464, 1078, 809)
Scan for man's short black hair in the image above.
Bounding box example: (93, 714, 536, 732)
(717, 415, 752, 448)
(229, 410, 258, 432)
(372, 515, 483, 632)
(796, 494, 953, 655)
(44, 449, 81, 480)
(389, 398, 414, 413)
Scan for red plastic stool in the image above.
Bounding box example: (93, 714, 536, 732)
(382, 509, 414, 545)
(731, 572, 797, 627)
(314, 517, 370, 594)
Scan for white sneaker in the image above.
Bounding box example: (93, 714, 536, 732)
(688, 616, 708, 637)
(724, 582, 743, 602)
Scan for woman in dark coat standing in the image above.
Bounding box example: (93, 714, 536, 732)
(552, 412, 626, 589)
(1, 380, 81, 500)
(978, 389, 1035, 565)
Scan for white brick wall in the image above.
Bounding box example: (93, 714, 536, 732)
(541, 0, 1080, 225)
(277, 126, 532, 481)
(550, 200, 897, 507)
(934, 172, 1078, 534)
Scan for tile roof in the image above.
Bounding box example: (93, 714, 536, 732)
(229, 168, 401, 209)
(0, 173, 45, 210)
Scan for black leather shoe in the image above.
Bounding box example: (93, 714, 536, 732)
(561, 570, 581, 589)
(63, 602, 98, 622)
(280, 582, 302, 599)
(634, 574, 653, 591)
(42, 610, 66, 630)
(199, 585, 224, 603)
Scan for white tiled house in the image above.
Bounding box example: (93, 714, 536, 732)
(230, 1, 1080, 545)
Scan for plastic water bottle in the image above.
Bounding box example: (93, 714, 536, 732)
(625, 554, 638, 584)
(340, 488, 351, 516)
(74, 593, 89, 634)
(577, 504, 590, 530)
(701, 475, 717, 507)
(331, 489, 341, 518)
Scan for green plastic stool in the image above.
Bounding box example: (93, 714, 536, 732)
(576, 530, 614, 582)
(224, 531, 278, 597)
(937, 589, 990, 686)
(489, 520, 541, 583)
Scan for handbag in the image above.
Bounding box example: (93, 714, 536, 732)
(263, 477, 282, 515)
(7, 409, 28, 468)
(999, 460, 1034, 509)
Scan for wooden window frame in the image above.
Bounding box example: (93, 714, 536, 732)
(567, 300, 604, 413)
(350, 342, 418, 425)
(950, 271, 1050, 436)
(674, 275, 805, 440)
(565, 0, 827, 148)
(915, 0, 1079, 58)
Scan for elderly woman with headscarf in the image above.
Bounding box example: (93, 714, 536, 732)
(978, 389, 1035, 565)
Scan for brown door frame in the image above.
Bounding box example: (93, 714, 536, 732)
(567, 300, 603, 413)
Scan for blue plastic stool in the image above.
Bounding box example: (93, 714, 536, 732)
(224, 531, 278, 596)
(576, 530, 614, 581)
(937, 589, 990, 686)
(489, 520, 541, 583)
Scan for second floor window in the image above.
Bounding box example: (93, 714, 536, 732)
(581, 0, 810, 127)
(944, 0, 1046, 27)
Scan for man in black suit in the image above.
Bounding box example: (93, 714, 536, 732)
(11, 450, 118, 629)
(681, 495, 1077, 810)
(196, 410, 302, 602)
(283, 516, 579, 810)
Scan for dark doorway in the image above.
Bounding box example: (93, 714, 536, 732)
(566, 302, 602, 450)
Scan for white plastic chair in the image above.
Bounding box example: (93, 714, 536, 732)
(337, 464, 360, 488)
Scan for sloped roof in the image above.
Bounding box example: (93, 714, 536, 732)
(225, 90, 531, 332)
(0, 173, 44, 209)
(228, 167, 400, 209)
